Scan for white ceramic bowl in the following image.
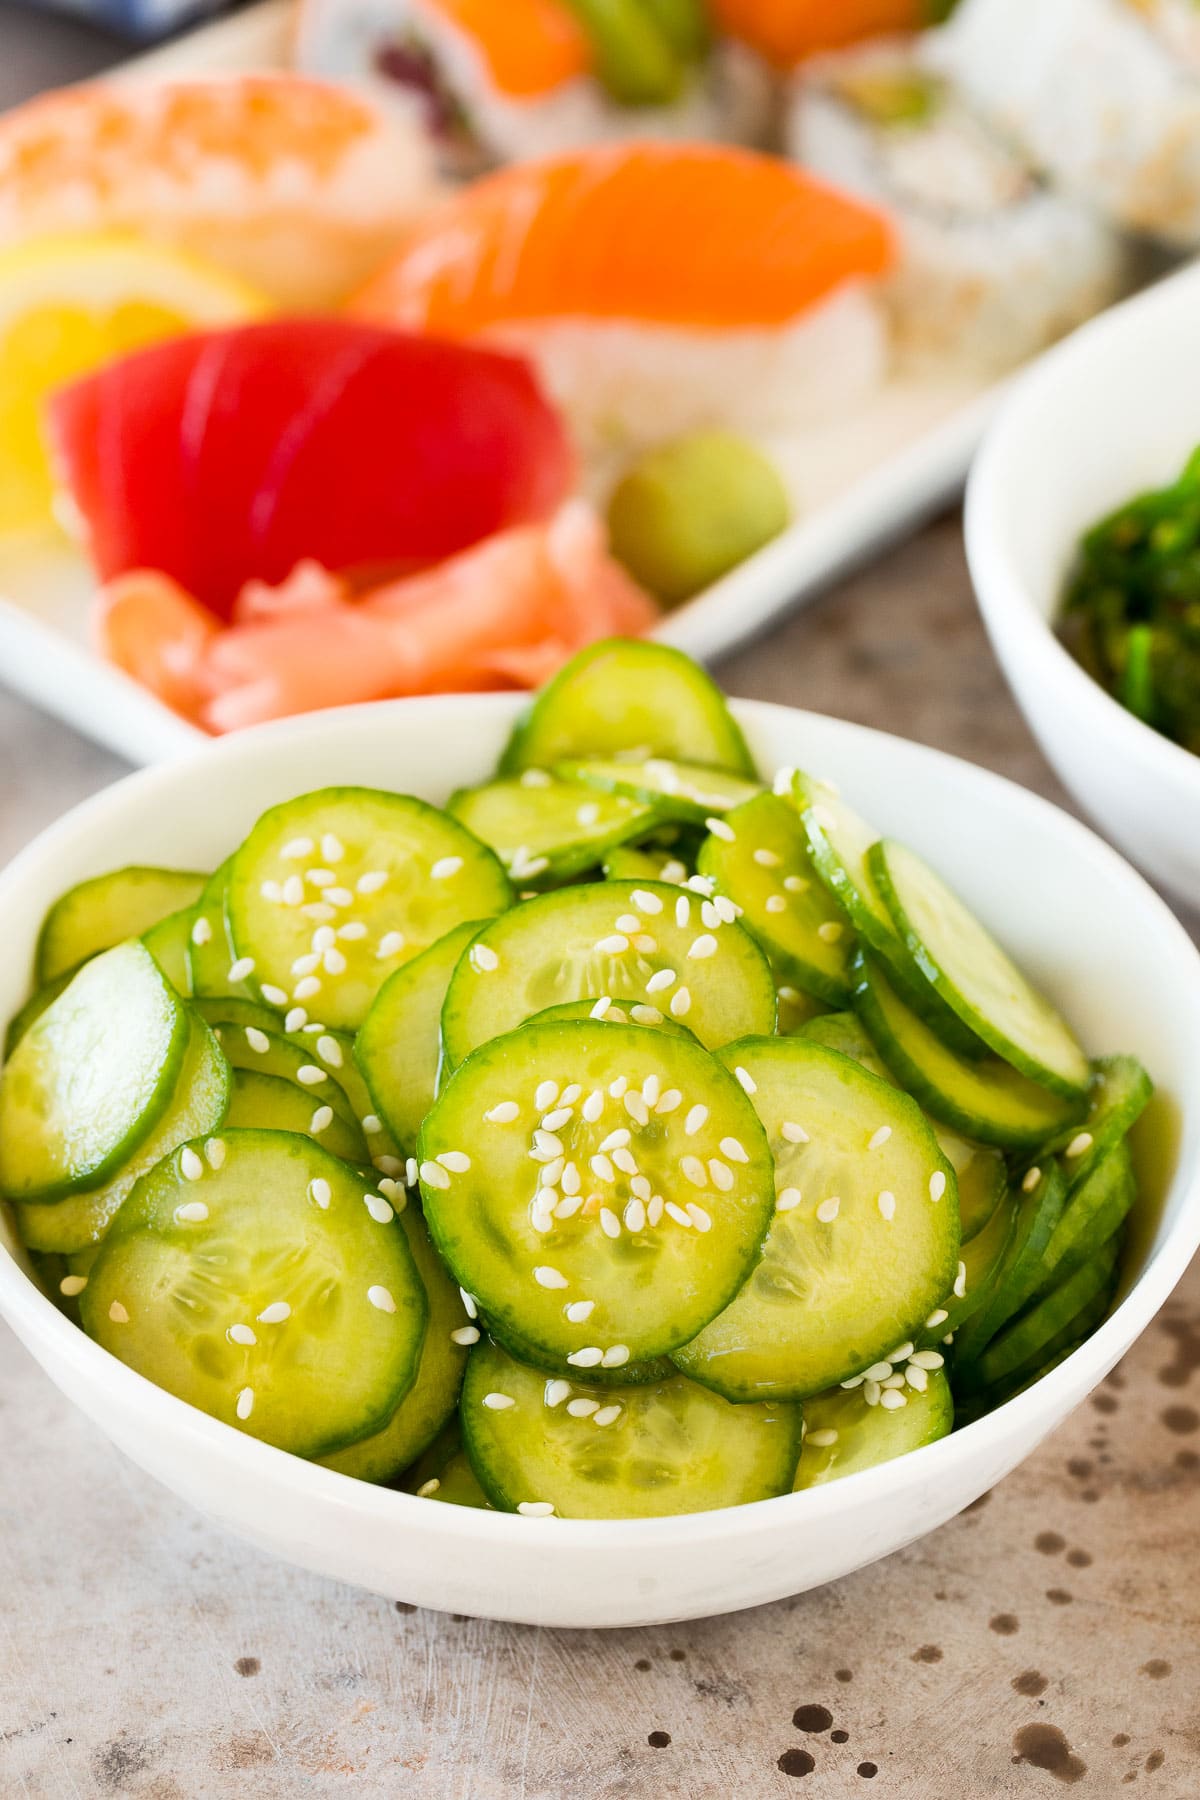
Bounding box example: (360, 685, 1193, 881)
(966, 262, 1200, 912)
(2, 695, 1199, 1628)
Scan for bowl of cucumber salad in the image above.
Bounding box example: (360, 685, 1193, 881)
(1, 640, 1198, 1629)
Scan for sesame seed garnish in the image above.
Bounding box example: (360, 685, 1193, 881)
(675, 895, 691, 929)
(297, 1064, 326, 1087)
(1066, 1132, 1094, 1159)
(669, 986, 692, 1017)
(362, 1191, 394, 1224)
(568, 1397, 599, 1418)
(665, 1201, 693, 1228)
(764, 896, 786, 914)
(357, 870, 388, 894)
(681, 1155, 708, 1187)
(816, 1196, 840, 1223)
(645, 968, 676, 993)
(816, 922, 843, 944)
(293, 976, 321, 1001)
(285, 1007, 307, 1033)
(227, 1323, 258, 1349)
(878, 1190, 897, 1221)
(655, 1088, 682, 1114)
(706, 818, 735, 842)
(229, 957, 255, 983)
(609, 1076, 628, 1098)
(687, 1203, 712, 1232)
(593, 1404, 622, 1427)
(776, 1187, 801, 1211)
(754, 848, 781, 868)
(180, 1147, 204, 1181)
(929, 1171, 947, 1202)
(565, 1300, 595, 1323)
(261, 984, 288, 1006)
(781, 1121, 808, 1144)
(784, 876, 809, 894)
(719, 1137, 748, 1164)
(420, 1160, 451, 1191)
(190, 916, 213, 947)
(437, 1151, 471, 1174)
(377, 931, 405, 958)
(282, 875, 306, 907)
(517, 1502, 556, 1517)
(1022, 1165, 1042, 1193)
(205, 1138, 226, 1170)
(567, 1347, 604, 1368)
(631, 889, 663, 914)
(485, 1101, 520, 1124)
(483, 1392, 515, 1410)
(174, 1200, 209, 1224)
(534, 1265, 568, 1290)
(906, 1364, 929, 1392)
(953, 1262, 967, 1299)
(910, 1349, 944, 1370)
(734, 1066, 757, 1095)
(545, 1378, 571, 1407)
(868, 1126, 892, 1150)
(59, 1274, 88, 1297)
(602, 1345, 630, 1368)
(366, 1285, 397, 1314)
(807, 1429, 838, 1447)
(596, 933, 630, 955)
(708, 1159, 734, 1192)
(308, 1176, 332, 1210)
(236, 1388, 254, 1421)
(599, 1207, 621, 1239)
(245, 1026, 270, 1055)
(648, 1195, 665, 1225)
(880, 1389, 907, 1411)
(684, 1105, 708, 1135)
(864, 1361, 893, 1382)
(582, 1089, 605, 1122)
(925, 1308, 949, 1329)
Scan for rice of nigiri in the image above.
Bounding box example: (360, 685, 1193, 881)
(352, 142, 895, 454)
(0, 75, 438, 309)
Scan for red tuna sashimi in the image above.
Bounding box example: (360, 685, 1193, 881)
(51, 318, 574, 620)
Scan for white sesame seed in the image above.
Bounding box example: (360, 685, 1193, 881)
(784, 876, 809, 894)
(864, 1382, 882, 1407)
(816, 1196, 840, 1223)
(261, 984, 288, 1006)
(567, 1397, 600, 1418)
(734, 1066, 757, 1095)
(285, 1007, 307, 1034)
(645, 968, 676, 993)
(666, 1201, 693, 1228)
(59, 1275, 88, 1297)
(292, 953, 320, 978)
(205, 1138, 226, 1170)
(602, 1345, 630, 1368)
(706, 818, 735, 842)
(244, 1026, 270, 1055)
(906, 1365, 929, 1392)
(236, 1388, 254, 1421)
(545, 1378, 571, 1407)
(293, 976, 321, 1001)
(687, 1203, 713, 1232)
(683, 1105, 708, 1137)
(600, 1207, 621, 1239)
(953, 1262, 967, 1299)
(623, 1091, 650, 1127)
(708, 1159, 734, 1192)
(878, 1190, 897, 1221)
(568, 1348, 604, 1368)
(1022, 1165, 1042, 1193)
(297, 1065, 327, 1088)
(868, 1126, 892, 1150)
(229, 957, 255, 983)
(648, 1195, 665, 1225)
(420, 1160, 451, 1191)
(674, 895, 691, 929)
(438, 1151, 471, 1174)
(719, 1137, 748, 1164)
(669, 986, 692, 1018)
(631, 889, 663, 915)
(257, 1301, 291, 1325)
(582, 1089, 605, 1122)
(483, 1392, 515, 1410)
(308, 1177, 332, 1210)
(377, 931, 405, 958)
(174, 1201, 209, 1224)
(517, 1502, 556, 1517)
(593, 1404, 623, 1426)
(753, 848, 781, 868)
(180, 1147, 204, 1181)
(910, 1349, 945, 1370)
(485, 1101, 520, 1124)
(680, 1155, 708, 1188)
(520, 768, 552, 788)
(776, 1187, 802, 1212)
(816, 922, 843, 945)
(764, 896, 786, 914)
(781, 1121, 809, 1144)
(689, 934, 719, 961)
(366, 1285, 397, 1315)
(431, 856, 464, 880)
(227, 1323, 257, 1349)
(929, 1171, 947, 1203)
(565, 1300, 595, 1324)
(1066, 1132, 1094, 1159)
(282, 837, 314, 860)
(864, 1361, 893, 1383)
(595, 934, 630, 955)
(807, 1429, 839, 1447)
(357, 870, 388, 895)
(533, 1265, 568, 1290)
(190, 916, 213, 947)
(880, 1389, 907, 1411)
(405, 1159, 420, 1187)
(925, 1308, 949, 1329)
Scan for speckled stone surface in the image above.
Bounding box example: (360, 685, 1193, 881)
(3, 511, 1199, 1797)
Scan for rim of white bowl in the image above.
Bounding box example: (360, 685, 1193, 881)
(1, 693, 1198, 1552)
(965, 264, 1200, 803)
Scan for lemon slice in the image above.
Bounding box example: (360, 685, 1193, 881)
(0, 232, 270, 536)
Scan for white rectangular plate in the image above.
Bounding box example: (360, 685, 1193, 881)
(0, 0, 1013, 765)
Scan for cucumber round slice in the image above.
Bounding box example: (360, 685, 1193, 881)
(556, 757, 761, 825)
(186, 860, 255, 1002)
(356, 921, 485, 1157)
(141, 906, 195, 995)
(81, 1130, 427, 1459)
(322, 1197, 470, 1483)
(15, 1014, 230, 1254)
(972, 1233, 1122, 1393)
(419, 1020, 775, 1368)
(1028, 1143, 1137, 1306)
(0, 942, 187, 1201)
(404, 1421, 493, 1509)
(224, 1069, 368, 1163)
(527, 998, 693, 1039)
(461, 1337, 801, 1519)
(869, 840, 1090, 1099)
(697, 793, 852, 1006)
(35, 866, 207, 986)
(202, 1017, 362, 1137)
(499, 638, 755, 777)
(4, 970, 72, 1060)
(440, 880, 776, 1065)
(449, 775, 654, 885)
(915, 1183, 1017, 1345)
(851, 951, 1081, 1150)
(1039, 1055, 1153, 1196)
(603, 842, 694, 885)
(950, 1162, 1069, 1367)
(227, 788, 513, 1031)
(672, 1037, 959, 1401)
(792, 1369, 953, 1489)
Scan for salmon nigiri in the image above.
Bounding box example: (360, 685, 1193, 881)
(352, 141, 895, 451)
(712, 1, 940, 69)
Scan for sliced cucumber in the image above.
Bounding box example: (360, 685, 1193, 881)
(15, 1014, 230, 1254)
(224, 1069, 368, 1163)
(972, 1233, 1122, 1393)
(486, 1314, 676, 1388)
(227, 787, 512, 1031)
(792, 1368, 953, 1489)
(142, 906, 195, 995)
(1028, 1143, 1137, 1305)
(915, 1183, 1016, 1344)
(3, 970, 72, 1060)
(461, 1337, 801, 1519)
(499, 638, 754, 777)
(187, 860, 255, 1002)
(419, 1020, 775, 1368)
(356, 920, 484, 1157)
(449, 774, 654, 885)
(527, 998, 693, 1039)
(672, 1037, 959, 1402)
(440, 880, 776, 1065)
(81, 1130, 427, 1459)
(603, 842, 694, 885)
(869, 840, 1090, 1098)
(0, 943, 187, 1201)
(556, 757, 761, 825)
(203, 1017, 362, 1137)
(950, 1162, 1069, 1368)
(1039, 1055, 1153, 1194)
(851, 951, 1081, 1149)
(403, 1420, 493, 1509)
(322, 1198, 470, 1483)
(697, 792, 853, 1007)
(35, 866, 207, 986)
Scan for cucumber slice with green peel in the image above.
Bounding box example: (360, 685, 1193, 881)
(869, 840, 1091, 1099)
(461, 1337, 802, 1519)
(203, 1018, 362, 1137)
(80, 1130, 427, 1459)
(970, 1232, 1123, 1394)
(499, 639, 755, 778)
(356, 921, 486, 1157)
(224, 1069, 368, 1163)
(851, 951, 1082, 1149)
(915, 1184, 1017, 1345)
(792, 773, 983, 1057)
(556, 757, 762, 825)
(4, 970, 72, 1060)
(671, 1037, 959, 1403)
(296, 1026, 403, 1171)
(801, 1011, 1004, 1242)
(949, 1162, 1069, 1368)
(954, 1327, 1096, 1429)
(404, 1420, 493, 1509)
(440, 880, 776, 1065)
(35, 866, 207, 986)
(142, 906, 195, 995)
(1037, 1055, 1153, 1195)
(603, 845, 688, 885)
(419, 1020, 775, 1369)
(792, 1368, 953, 1489)
(1028, 1143, 1137, 1306)
(697, 793, 853, 1007)
(322, 1198, 470, 1483)
(526, 998, 694, 1039)
(0, 942, 188, 1201)
(227, 787, 512, 1031)
(187, 861, 256, 1002)
(448, 775, 654, 885)
(15, 1014, 230, 1254)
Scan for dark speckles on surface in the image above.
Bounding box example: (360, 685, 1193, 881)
(233, 1656, 260, 1678)
(1036, 1532, 1067, 1555)
(1079, 1489, 1101, 1503)
(778, 1748, 816, 1778)
(394, 1601, 417, 1614)
(1046, 1589, 1073, 1606)
(1067, 1457, 1094, 1480)
(834, 1668, 853, 1683)
(635, 1658, 652, 1672)
(1013, 1671, 1049, 1697)
(1114, 1734, 1131, 1747)
(1174, 1448, 1200, 1471)
(1066, 1548, 1092, 1569)
(647, 1731, 671, 1749)
(857, 1763, 878, 1779)
(1146, 1750, 1165, 1771)
(832, 1730, 850, 1744)
(92, 1736, 153, 1793)
(1160, 1405, 1199, 1436)
(793, 1705, 833, 1733)
(1012, 1723, 1087, 1784)
(911, 1645, 943, 1663)
(1141, 1660, 1171, 1679)
(1157, 1313, 1200, 1389)
(668, 1648, 687, 1662)
(1092, 1393, 1119, 1415)
(990, 1613, 1019, 1635)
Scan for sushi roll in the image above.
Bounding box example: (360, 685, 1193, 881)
(0, 75, 437, 309)
(935, 0, 1200, 248)
(788, 38, 1128, 373)
(292, 0, 772, 177)
(351, 141, 895, 456)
